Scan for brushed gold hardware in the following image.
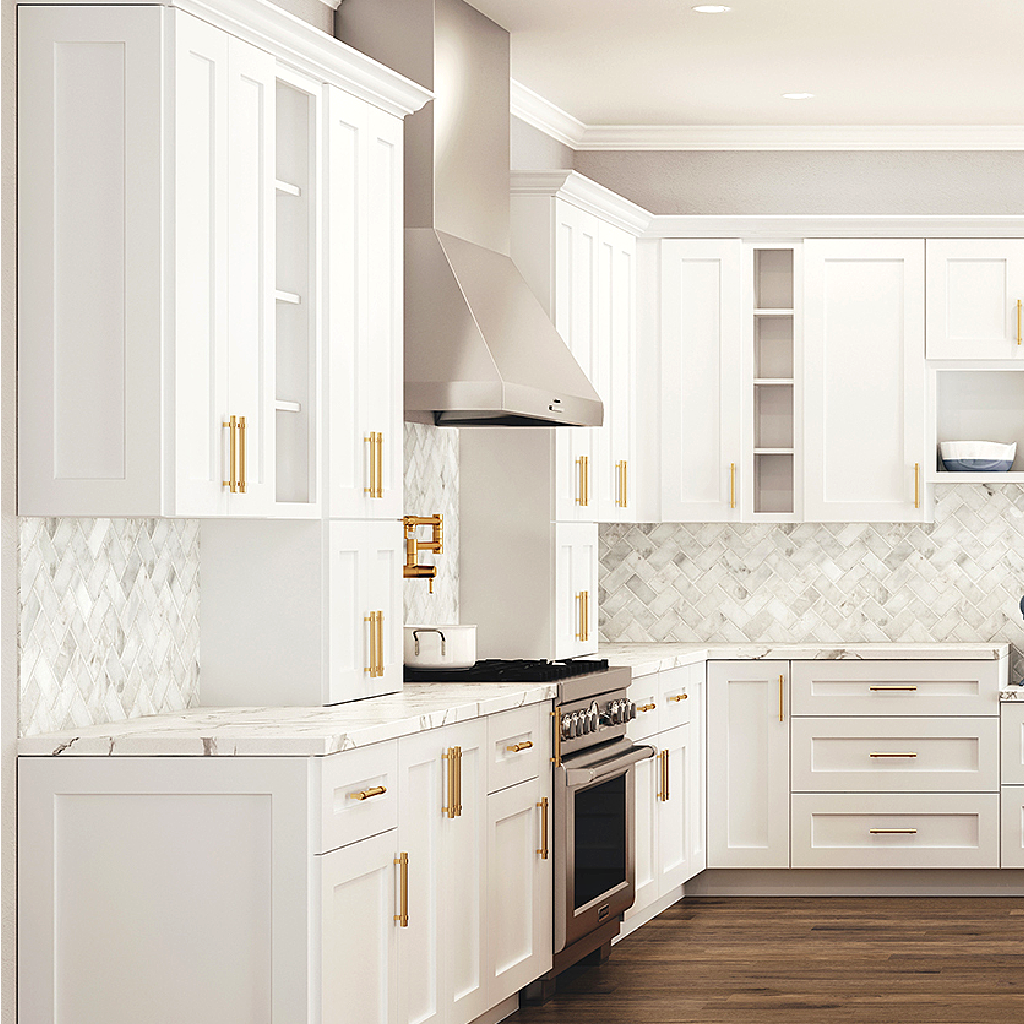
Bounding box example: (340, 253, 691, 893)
(581, 591, 589, 642)
(730, 462, 736, 509)
(453, 746, 463, 817)
(576, 456, 585, 505)
(364, 432, 383, 498)
(779, 674, 784, 722)
(394, 852, 409, 926)
(537, 797, 549, 860)
(622, 459, 627, 508)
(223, 415, 238, 492)
(442, 748, 454, 818)
(575, 593, 584, 641)
(869, 752, 918, 758)
(376, 432, 384, 498)
(364, 611, 384, 678)
(870, 685, 917, 692)
(403, 514, 443, 592)
(551, 711, 561, 767)
(658, 749, 670, 802)
(667, 693, 688, 703)
(238, 415, 247, 493)
(349, 785, 387, 801)
(1018, 298, 1021, 346)
(506, 740, 534, 753)
(616, 460, 628, 508)
(376, 612, 384, 677)
(914, 463, 920, 509)
(583, 456, 589, 506)
(638, 702, 656, 713)
(869, 828, 917, 835)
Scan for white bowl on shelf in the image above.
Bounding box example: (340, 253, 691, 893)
(939, 441, 1016, 473)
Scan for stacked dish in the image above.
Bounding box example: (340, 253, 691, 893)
(939, 441, 1017, 473)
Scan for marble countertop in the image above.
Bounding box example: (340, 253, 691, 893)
(17, 682, 558, 758)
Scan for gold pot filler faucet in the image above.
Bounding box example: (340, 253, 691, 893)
(402, 514, 443, 593)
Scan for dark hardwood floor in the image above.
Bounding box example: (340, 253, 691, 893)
(509, 897, 1024, 1024)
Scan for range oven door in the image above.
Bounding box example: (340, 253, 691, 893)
(554, 741, 655, 952)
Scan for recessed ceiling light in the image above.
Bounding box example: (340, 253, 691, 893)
(782, 93, 814, 100)
(692, 5, 731, 12)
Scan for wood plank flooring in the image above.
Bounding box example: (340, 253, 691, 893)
(509, 897, 1024, 1024)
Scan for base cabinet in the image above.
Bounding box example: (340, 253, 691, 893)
(1001, 787, 1024, 868)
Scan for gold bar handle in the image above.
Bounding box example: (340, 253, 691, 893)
(870, 685, 917, 692)
(779, 674, 784, 722)
(869, 752, 918, 758)
(576, 457, 585, 506)
(870, 828, 917, 835)
(551, 710, 561, 767)
(506, 741, 534, 753)
(223, 415, 237, 492)
(638, 702, 656, 713)
(583, 456, 589, 507)
(661, 749, 670, 802)
(364, 615, 376, 676)
(376, 432, 384, 498)
(667, 693, 687, 703)
(349, 785, 387, 801)
(393, 852, 409, 926)
(442, 748, 454, 818)
(238, 415, 247, 493)
(454, 745, 463, 817)
(622, 459, 627, 508)
(582, 591, 589, 643)
(575, 593, 584, 641)
(537, 797, 549, 860)
(364, 434, 375, 495)
(914, 463, 920, 509)
(1017, 298, 1021, 345)
(730, 462, 736, 509)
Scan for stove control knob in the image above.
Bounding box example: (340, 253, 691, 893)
(628, 700, 637, 721)
(581, 713, 591, 735)
(561, 715, 573, 740)
(610, 701, 622, 725)
(575, 713, 585, 738)
(588, 703, 600, 732)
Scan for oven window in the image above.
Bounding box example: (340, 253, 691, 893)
(573, 773, 627, 910)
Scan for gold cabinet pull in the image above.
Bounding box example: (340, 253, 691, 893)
(638, 702, 656, 713)
(616, 459, 628, 508)
(365, 611, 384, 678)
(667, 693, 687, 703)
(377, 612, 385, 677)
(537, 797, 549, 859)
(1018, 298, 1021, 345)
(869, 752, 918, 758)
(442, 747, 454, 818)
(393, 852, 409, 926)
(376, 432, 384, 498)
(914, 463, 920, 509)
(349, 785, 387, 801)
(238, 415, 247, 493)
(506, 740, 534, 753)
(583, 456, 589, 506)
(575, 592, 584, 641)
(576, 455, 590, 506)
(869, 828, 917, 835)
(364, 432, 383, 498)
(779, 674, 785, 722)
(581, 590, 589, 642)
(658, 749, 670, 802)
(454, 745, 463, 817)
(730, 462, 736, 509)
(551, 710, 561, 767)
(223, 415, 238, 492)
(870, 685, 917, 692)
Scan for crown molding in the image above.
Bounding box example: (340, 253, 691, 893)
(510, 79, 586, 149)
(511, 170, 651, 235)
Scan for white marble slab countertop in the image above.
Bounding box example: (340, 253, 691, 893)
(600, 642, 1011, 679)
(17, 682, 558, 758)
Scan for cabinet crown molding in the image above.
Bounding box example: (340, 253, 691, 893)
(511, 170, 652, 236)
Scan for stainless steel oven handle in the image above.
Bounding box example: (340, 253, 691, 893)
(563, 744, 655, 788)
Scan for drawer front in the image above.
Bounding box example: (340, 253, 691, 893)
(488, 703, 548, 794)
(627, 673, 661, 741)
(659, 664, 696, 732)
(1001, 704, 1024, 785)
(791, 660, 1002, 717)
(1001, 786, 1024, 868)
(318, 741, 399, 855)
(791, 793, 1000, 869)
(791, 717, 999, 793)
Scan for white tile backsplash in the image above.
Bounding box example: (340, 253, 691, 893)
(600, 485, 1024, 683)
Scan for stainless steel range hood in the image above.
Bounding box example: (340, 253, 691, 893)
(337, 0, 603, 427)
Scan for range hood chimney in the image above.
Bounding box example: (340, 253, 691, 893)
(337, 0, 603, 427)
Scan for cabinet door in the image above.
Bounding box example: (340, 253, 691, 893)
(707, 661, 790, 868)
(321, 830, 398, 1024)
(553, 522, 599, 660)
(486, 775, 552, 1006)
(657, 723, 694, 892)
(1001, 787, 1024, 869)
(686, 665, 707, 879)
(363, 520, 404, 697)
(661, 240, 743, 522)
(803, 239, 927, 522)
(926, 240, 1024, 360)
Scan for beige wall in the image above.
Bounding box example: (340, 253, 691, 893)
(511, 114, 574, 171)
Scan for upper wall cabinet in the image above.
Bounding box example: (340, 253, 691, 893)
(926, 240, 1024, 360)
(803, 239, 928, 523)
(17, 2, 428, 518)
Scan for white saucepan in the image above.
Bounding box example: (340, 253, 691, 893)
(403, 624, 477, 670)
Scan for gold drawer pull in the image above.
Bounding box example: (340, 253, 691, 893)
(667, 693, 687, 703)
(394, 852, 409, 926)
(537, 796, 549, 860)
(238, 415, 247, 493)
(551, 710, 561, 767)
(349, 785, 387, 801)
(869, 685, 917, 692)
(223, 415, 238, 492)
(869, 752, 918, 758)
(869, 828, 918, 835)
(506, 740, 534, 753)
(638, 702, 656, 713)
(914, 462, 920, 509)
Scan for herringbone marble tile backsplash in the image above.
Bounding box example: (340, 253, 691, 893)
(600, 485, 1024, 683)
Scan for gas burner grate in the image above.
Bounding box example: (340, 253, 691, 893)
(404, 658, 609, 684)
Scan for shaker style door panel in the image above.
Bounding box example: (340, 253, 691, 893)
(926, 239, 1024, 360)
(661, 240, 743, 522)
(553, 522, 598, 660)
(1001, 787, 1024, 868)
(803, 239, 927, 522)
(626, 749, 660, 921)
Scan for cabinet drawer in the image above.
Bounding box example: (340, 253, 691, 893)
(318, 741, 399, 854)
(627, 673, 661, 741)
(791, 793, 1000, 869)
(1001, 787, 1024, 868)
(659, 665, 695, 732)
(791, 717, 999, 793)
(791, 660, 1002, 717)
(1001, 704, 1024, 785)
(488, 703, 548, 794)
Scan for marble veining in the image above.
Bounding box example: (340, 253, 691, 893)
(17, 682, 557, 758)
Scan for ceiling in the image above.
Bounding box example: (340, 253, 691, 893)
(468, 0, 1024, 127)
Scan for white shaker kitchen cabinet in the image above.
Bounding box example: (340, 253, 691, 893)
(926, 240, 1024, 360)
(200, 518, 403, 707)
(553, 522, 600, 661)
(321, 829, 399, 1024)
(327, 87, 405, 520)
(19, 5, 277, 517)
(660, 239, 744, 522)
(1001, 787, 1024, 868)
(803, 239, 928, 523)
(707, 661, 791, 869)
(486, 775, 553, 1006)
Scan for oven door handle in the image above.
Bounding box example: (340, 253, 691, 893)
(563, 744, 656, 788)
